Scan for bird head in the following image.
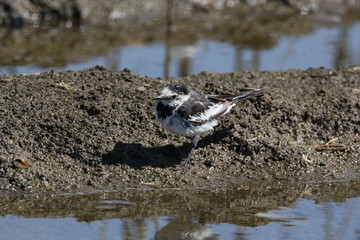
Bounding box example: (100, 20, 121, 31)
(155, 83, 190, 107)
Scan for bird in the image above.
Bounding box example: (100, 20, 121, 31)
(154, 83, 266, 167)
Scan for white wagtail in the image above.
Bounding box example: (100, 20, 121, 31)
(154, 83, 266, 166)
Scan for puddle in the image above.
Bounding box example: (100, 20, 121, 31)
(0, 18, 359, 77)
(1, 179, 360, 240)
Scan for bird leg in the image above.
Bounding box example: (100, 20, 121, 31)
(179, 134, 199, 168)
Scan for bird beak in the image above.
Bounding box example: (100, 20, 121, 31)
(154, 95, 171, 101)
(154, 96, 163, 100)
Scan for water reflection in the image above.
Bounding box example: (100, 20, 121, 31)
(0, 179, 360, 240)
(0, 5, 359, 77)
(155, 217, 217, 240)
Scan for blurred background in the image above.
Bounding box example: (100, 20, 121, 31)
(0, 0, 360, 77)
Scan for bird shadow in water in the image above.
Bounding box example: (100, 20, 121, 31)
(102, 127, 232, 169)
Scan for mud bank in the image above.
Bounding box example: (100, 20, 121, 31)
(0, 66, 359, 193)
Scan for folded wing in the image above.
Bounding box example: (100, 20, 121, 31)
(177, 100, 233, 124)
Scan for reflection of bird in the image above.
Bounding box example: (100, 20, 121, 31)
(154, 217, 217, 240)
(154, 83, 266, 166)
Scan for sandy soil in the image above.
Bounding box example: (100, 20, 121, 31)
(0, 66, 359, 194)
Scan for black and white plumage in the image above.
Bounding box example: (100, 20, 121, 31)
(154, 83, 265, 166)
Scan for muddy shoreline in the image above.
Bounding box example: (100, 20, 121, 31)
(0, 66, 359, 194)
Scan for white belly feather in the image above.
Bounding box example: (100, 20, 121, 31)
(160, 115, 219, 137)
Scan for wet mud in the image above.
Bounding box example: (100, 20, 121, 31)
(0, 66, 359, 193)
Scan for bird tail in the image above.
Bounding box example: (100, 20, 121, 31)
(232, 88, 267, 101)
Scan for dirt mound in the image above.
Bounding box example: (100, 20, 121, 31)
(0, 66, 359, 193)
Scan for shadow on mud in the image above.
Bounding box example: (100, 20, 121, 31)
(102, 127, 232, 169)
(102, 142, 185, 168)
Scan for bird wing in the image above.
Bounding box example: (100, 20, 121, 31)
(183, 89, 265, 123)
(177, 100, 232, 124)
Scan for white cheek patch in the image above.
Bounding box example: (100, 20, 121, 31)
(161, 87, 173, 96)
(159, 87, 190, 108)
(173, 94, 190, 107)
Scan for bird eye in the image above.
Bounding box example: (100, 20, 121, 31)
(172, 95, 176, 99)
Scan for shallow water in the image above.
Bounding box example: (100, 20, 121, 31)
(1, 179, 360, 240)
(0, 21, 359, 77)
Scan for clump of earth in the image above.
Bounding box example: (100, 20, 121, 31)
(0, 66, 359, 194)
